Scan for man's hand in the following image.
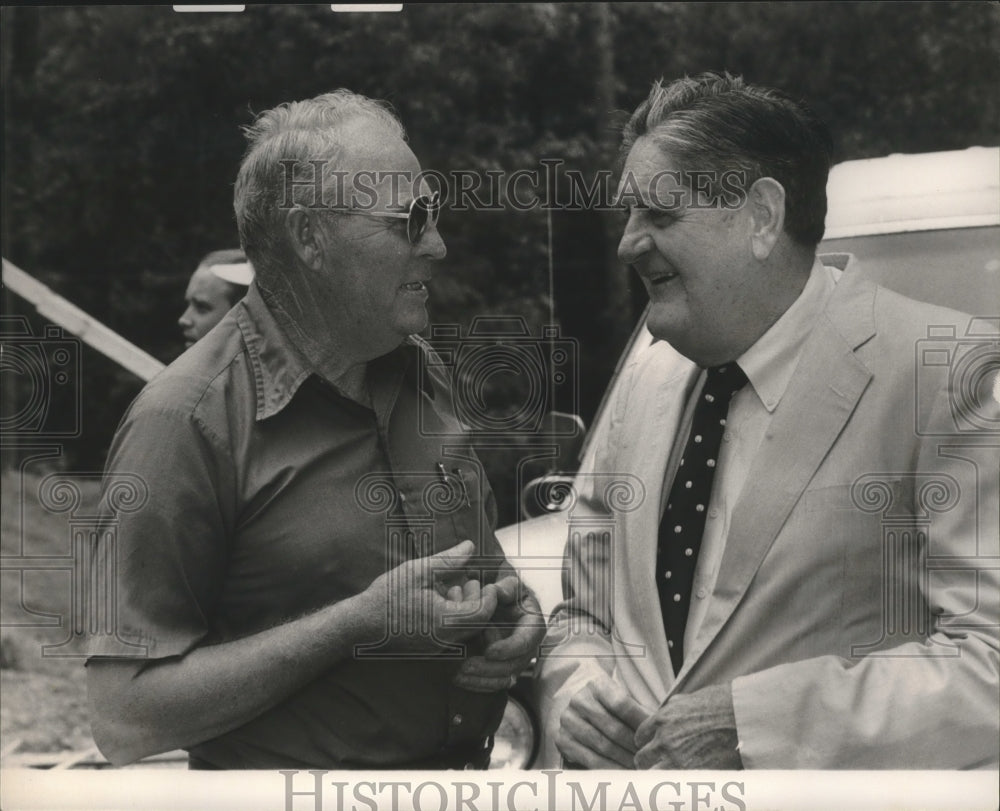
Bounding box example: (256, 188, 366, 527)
(359, 540, 499, 652)
(555, 674, 651, 768)
(88, 540, 497, 766)
(453, 574, 546, 693)
(634, 682, 743, 769)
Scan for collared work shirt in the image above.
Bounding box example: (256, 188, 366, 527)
(90, 284, 507, 768)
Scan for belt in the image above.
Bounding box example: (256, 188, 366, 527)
(394, 736, 494, 771)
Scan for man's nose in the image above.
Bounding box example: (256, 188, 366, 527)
(617, 218, 653, 266)
(416, 223, 447, 261)
(178, 309, 192, 328)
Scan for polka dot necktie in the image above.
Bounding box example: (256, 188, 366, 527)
(657, 363, 748, 674)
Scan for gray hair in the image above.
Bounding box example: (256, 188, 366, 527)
(620, 72, 833, 247)
(233, 90, 406, 283)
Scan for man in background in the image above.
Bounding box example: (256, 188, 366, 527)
(177, 248, 254, 348)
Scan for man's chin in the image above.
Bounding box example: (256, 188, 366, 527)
(397, 308, 429, 337)
(645, 307, 687, 344)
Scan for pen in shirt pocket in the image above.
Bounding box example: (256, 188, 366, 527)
(436, 461, 471, 508)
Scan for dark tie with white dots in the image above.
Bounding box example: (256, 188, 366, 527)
(657, 362, 749, 674)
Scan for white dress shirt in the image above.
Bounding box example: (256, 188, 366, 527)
(677, 259, 839, 655)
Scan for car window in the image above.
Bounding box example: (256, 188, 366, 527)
(574, 314, 653, 472)
(819, 226, 999, 316)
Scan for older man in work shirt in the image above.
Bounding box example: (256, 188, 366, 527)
(87, 90, 543, 770)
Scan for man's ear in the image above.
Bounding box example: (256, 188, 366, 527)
(746, 177, 785, 260)
(284, 205, 325, 270)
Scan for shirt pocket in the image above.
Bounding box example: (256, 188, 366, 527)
(392, 465, 494, 561)
(447, 464, 510, 584)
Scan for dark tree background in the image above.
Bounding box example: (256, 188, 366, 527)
(2, 2, 998, 522)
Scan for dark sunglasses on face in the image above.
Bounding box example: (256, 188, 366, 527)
(336, 191, 442, 245)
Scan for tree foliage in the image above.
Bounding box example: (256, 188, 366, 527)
(3, 3, 997, 517)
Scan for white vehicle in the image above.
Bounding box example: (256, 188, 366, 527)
(494, 146, 1000, 767)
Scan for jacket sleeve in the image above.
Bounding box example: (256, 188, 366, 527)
(532, 366, 637, 768)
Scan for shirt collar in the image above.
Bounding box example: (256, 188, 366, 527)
(236, 283, 420, 422)
(236, 284, 313, 420)
(737, 257, 839, 413)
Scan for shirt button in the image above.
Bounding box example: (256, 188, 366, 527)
(709, 508, 719, 519)
(723, 432, 732, 442)
(696, 587, 708, 599)
(451, 714, 463, 726)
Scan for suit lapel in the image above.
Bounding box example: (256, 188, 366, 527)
(628, 356, 699, 599)
(610, 343, 697, 699)
(676, 273, 879, 686)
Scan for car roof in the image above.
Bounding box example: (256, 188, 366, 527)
(823, 146, 1000, 239)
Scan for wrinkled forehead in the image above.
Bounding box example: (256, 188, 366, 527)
(334, 118, 431, 204)
(615, 135, 685, 205)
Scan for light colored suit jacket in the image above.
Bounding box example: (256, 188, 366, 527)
(535, 269, 999, 769)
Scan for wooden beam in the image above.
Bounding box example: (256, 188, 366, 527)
(2, 258, 165, 383)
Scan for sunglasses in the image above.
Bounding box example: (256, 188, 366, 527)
(336, 191, 442, 245)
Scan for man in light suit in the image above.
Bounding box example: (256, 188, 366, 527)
(535, 72, 999, 769)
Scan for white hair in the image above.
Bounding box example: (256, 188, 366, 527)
(233, 90, 405, 283)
